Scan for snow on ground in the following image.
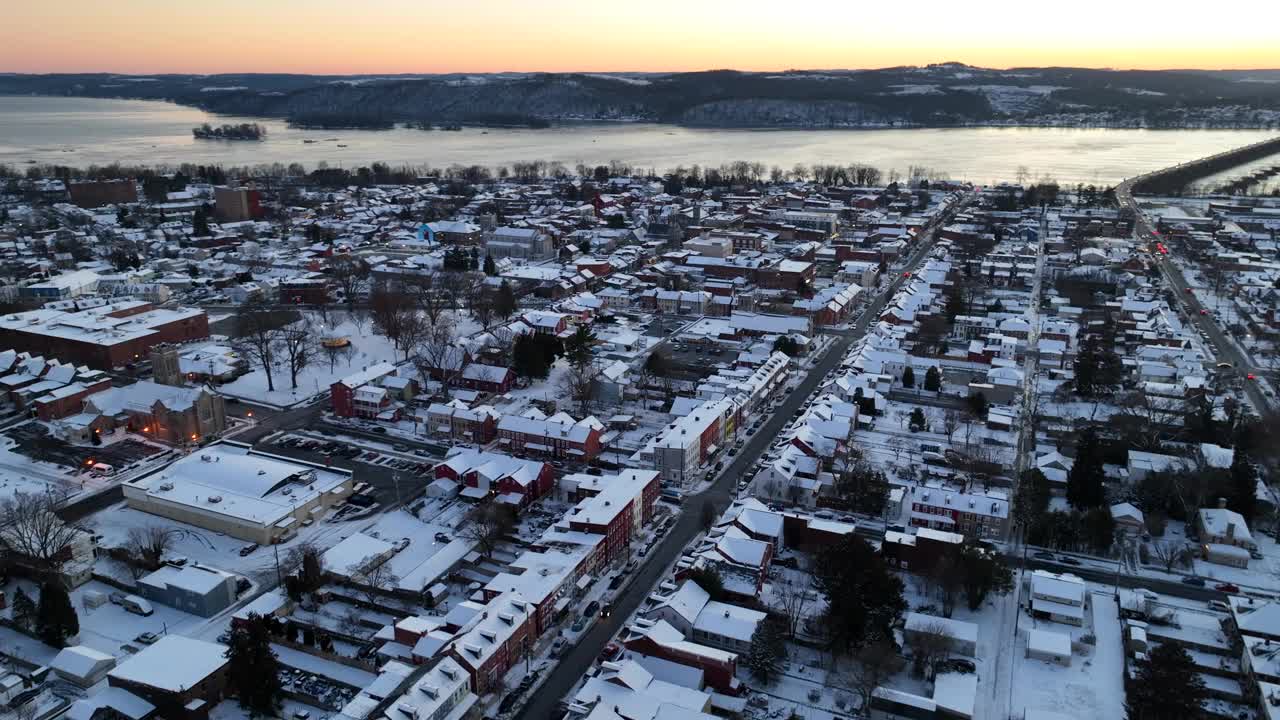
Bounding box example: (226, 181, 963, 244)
(210, 697, 327, 720)
(271, 642, 377, 688)
(218, 313, 404, 408)
(1004, 592, 1126, 719)
(86, 501, 357, 583)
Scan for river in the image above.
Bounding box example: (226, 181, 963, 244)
(2, 96, 1277, 187)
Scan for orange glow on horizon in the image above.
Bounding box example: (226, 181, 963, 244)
(2, 1, 1278, 75)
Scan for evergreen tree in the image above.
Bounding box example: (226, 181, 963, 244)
(512, 334, 550, 379)
(226, 614, 283, 717)
(11, 586, 36, 632)
(483, 254, 497, 276)
(746, 616, 788, 683)
(813, 535, 906, 654)
(1067, 428, 1106, 509)
(1125, 643, 1207, 720)
(772, 336, 799, 356)
(924, 366, 942, 392)
(908, 408, 928, 433)
(958, 541, 1014, 611)
(494, 280, 517, 320)
(1229, 447, 1257, 523)
(563, 324, 598, 369)
(966, 392, 989, 418)
(902, 367, 915, 389)
(1012, 468, 1051, 529)
(192, 208, 211, 236)
(1085, 506, 1116, 554)
(35, 581, 79, 647)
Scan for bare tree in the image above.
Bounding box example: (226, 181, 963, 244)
(232, 296, 282, 392)
(329, 254, 370, 309)
(467, 283, 495, 332)
(395, 309, 432, 362)
(942, 410, 961, 444)
(460, 503, 514, 558)
(905, 621, 954, 680)
(277, 318, 317, 390)
(369, 280, 408, 346)
(404, 272, 449, 326)
(1150, 540, 1188, 573)
(559, 361, 600, 417)
(357, 557, 401, 605)
(0, 493, 81, 570)
(281, 541, 326, 592)
(413, 317, 463, 393)
(772, 578, 811, 638)
(887, 436, 907, 466)
(927, 555, 964, 617)
(126, 526, 180, 571)
(845, 640, 905, 716)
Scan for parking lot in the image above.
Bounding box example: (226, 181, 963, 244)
(6, 422, 165, 472)
(263, 433, 440, 510)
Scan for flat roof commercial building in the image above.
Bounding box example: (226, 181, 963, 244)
(123, 442, 352, 545)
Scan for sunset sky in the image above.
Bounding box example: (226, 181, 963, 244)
(4, 0, 1278, 74)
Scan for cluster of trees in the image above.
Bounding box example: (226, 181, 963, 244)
(559, 324, 601, 416)
(1074, 334, 1124, 396)
(192, 123, 266, 140)
(923, 540, 1015, 616)
(232, 299, 320, 392)
(9, 581, 80, 647)
(835, 460, 891, 515)
(508, 329, 560, 381)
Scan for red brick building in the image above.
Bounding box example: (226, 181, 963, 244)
(0, 305, 209, 371)
(330, 362, 399, 418)
(565, 469, 661, 564)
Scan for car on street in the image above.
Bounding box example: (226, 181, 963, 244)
(1057, 556, 1082, 566)
(583, 601, 600, 618)
(1214, 582, 1240, 593)
(1033, 551, 1056, 561)
(239, 543, 259, 556)
(134, 632, 160, 645)
(1181, 576, 1206, 587)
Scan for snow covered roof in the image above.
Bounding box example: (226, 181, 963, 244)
(51, 645, 115, 680)
(108, 635, 228, 692)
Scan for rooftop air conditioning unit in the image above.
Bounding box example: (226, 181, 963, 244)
(208, 495, 222, 503)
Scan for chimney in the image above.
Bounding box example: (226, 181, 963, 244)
(1227, 522, 1236, 540)
(1218, 497, 1228, 509)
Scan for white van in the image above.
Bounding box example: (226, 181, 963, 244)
(121, 594, 154, 616)
(90, 463, 115, 476)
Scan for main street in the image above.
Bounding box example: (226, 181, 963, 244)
(515, 194, 969, 720)
(1115, 178, 1273, 415)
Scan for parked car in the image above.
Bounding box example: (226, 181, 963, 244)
(1207, 600, 1231, 613)
(1057, 556, 1082, 566)
(1214, 582, 1240, 593)
(1181, 576, 1207, 587)
(1033, 551, 1056, 561)
(239, 543, 259, 557)
(134, 632, 160, 645)
(583, 601, 600, 618)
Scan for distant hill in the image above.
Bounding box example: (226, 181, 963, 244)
(3, 63, 1279, 129)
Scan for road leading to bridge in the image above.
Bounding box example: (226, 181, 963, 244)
(1116, 172, 1273, 415)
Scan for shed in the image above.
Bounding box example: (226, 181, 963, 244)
(52, 645, 116, 687)
(1026, 628, 1072, 666)
(903, 612, 978, 658)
